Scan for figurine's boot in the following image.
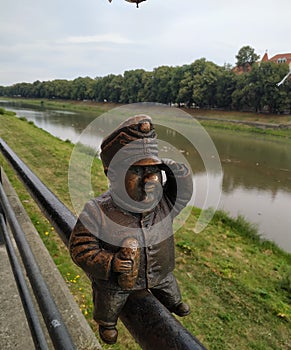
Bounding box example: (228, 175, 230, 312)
(99, 325, 118, 344)
(170, 302, 190, 317)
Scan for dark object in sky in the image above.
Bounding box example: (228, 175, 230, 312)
(108, 0, 147, 8)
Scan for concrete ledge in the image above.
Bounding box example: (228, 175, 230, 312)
(1, 168, 102, 350)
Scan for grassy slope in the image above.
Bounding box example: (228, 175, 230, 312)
(0, 107, 290, 350)
(183, 107, 291, 124)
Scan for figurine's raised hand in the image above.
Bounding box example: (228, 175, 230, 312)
(112, 256, 133, 273)
(160, 158, 189, 176)
(160, 158, 180, 171)
(161, 158, 176, 167)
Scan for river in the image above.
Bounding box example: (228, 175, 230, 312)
(1, 101, 291, 252)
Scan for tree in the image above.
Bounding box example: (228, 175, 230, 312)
(120, 69, 146, 103)
(191, 59, 221, 108)
(231, 74, 251, 111)
(70, 77, 94, 100)
(108, 74, 123, 103)
(95, 74, 124, 103)
(232, 61, 290, 113)
(258, 62, 290, 113)
(169, 66, 185, 105)
(215, 66, 237, 109)
(177, 66, 194, 107)
(236, 46, 260, 72)
(1, 49, 289, 113)
(138, 70, 154, 102)
(151, 66, 174, 104)
(51, 80, 72, 99)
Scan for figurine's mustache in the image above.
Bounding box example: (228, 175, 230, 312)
(144, 181, 160, 192)
(142, 181, 162, 202)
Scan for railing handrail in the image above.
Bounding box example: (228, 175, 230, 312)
(0, 137, 207, 350)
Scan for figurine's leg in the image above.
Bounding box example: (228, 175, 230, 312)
(92, 287, 129, 344)
(150, 273, 190, 317)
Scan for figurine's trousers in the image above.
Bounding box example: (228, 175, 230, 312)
(92, 272, 182, 327)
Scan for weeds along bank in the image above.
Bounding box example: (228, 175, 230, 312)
(0, 109, 290, 350)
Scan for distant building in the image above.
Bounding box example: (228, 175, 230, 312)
(261, 51, 291, 65)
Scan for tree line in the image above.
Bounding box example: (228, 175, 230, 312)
(1, 47, 290, 114)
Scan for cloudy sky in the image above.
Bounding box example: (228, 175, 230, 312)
(1, 0, 290, 86)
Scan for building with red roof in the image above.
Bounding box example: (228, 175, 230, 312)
(261, 51, 291, 65)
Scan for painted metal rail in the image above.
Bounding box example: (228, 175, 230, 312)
(0, 137, 207, 350)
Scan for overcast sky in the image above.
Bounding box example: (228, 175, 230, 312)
(1, 0, 290, 86)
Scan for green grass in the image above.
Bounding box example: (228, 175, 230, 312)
(199, 120, 291, 140)
(0, 108, 290, 349)
(184, 107, 291, 124)
(0, 97, 118, 116)
(175, 209, 291, 349)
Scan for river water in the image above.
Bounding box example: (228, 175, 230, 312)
(1, 101, 291, 252)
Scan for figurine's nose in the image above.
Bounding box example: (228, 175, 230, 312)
(143, 173, 159, 184)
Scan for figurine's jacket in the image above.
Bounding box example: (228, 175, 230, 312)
(69, 164, 192, 290)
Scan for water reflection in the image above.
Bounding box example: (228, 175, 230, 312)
(220, 186, 291, 249)
(4, 107, 95, 143)
(213, 132, 291, 196)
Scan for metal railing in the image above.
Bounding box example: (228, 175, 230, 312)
(0, 137, 207, 350)
(0, 176, 76, 350)
(0, 210, 49, 350)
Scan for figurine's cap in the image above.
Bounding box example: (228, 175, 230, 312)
(100, 115, 162, 174)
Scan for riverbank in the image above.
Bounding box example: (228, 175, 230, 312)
(2, 97, 291, 139)
(0, 108, 290, 349)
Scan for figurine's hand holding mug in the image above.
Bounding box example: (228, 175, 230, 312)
(112, 256, 133, 273)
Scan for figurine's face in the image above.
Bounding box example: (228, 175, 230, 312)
(125, 165, 162, 204)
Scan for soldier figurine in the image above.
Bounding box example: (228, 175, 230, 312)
(69, 115, 193, 344)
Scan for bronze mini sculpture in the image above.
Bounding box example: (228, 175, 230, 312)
(69, 115, 192, 344)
